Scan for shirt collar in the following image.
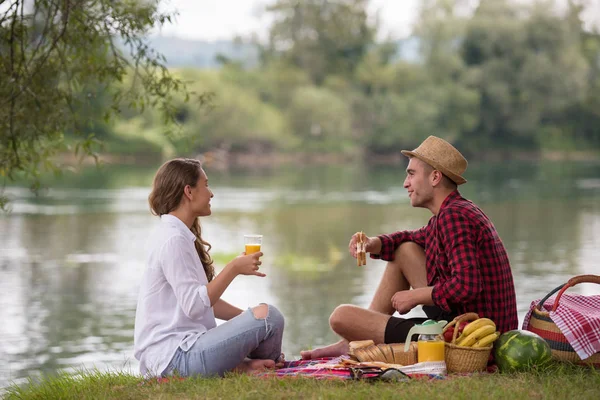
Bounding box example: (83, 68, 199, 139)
(160, 214, 197, 242)
(439, 190, 462, 212)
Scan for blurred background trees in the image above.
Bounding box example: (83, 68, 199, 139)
(168, 0, 600, 159)
(0, 0, 208, 206)
(2, 0, 599, 190)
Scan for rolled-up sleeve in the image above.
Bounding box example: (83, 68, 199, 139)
(160, 235, 211, 320)
(431, 211, 482, 311)
(371, 226, 428, 262)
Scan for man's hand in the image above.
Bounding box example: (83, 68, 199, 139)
(391, 291, 417, 314)
(391, 287, 435, 314)
(348, 233, 382, 258)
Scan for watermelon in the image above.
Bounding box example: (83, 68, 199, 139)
(495, 330, 553, 373)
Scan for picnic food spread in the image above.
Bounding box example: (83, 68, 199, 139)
(347, 313, 508, 374)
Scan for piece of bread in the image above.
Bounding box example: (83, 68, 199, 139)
(378, 344, 395, 364)
(358, 346, 376, 362)
(353, 348, 370, 362)
(369, 345, 387, 362)
(349, 340, 375, 351)
(390, 342, 418, 365)
(349, 340, 375, 359)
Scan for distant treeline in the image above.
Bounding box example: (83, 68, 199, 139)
(85, 0, 600, 161)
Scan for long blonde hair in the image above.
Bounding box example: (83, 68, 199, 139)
(148, 158, 215, 281)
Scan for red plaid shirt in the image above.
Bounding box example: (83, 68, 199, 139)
(373, 191, 518, 334)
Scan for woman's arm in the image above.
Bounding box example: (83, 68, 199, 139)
(213, 299, 243, 321)
(206, 252, 264, 306)
(161, 236, 264, 320)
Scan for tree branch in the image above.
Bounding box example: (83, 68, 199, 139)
(9, 0, 21, 170)
(3, 0, 73, 106)
(0, 0, 19, 27)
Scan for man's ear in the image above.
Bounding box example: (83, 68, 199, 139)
(431, 170, 443, 187)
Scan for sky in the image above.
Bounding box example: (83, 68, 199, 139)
(156, 0, 421, 41)
(155, 0, 599, 42)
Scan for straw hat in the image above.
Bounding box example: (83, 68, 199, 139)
(401, 136, 468, 185)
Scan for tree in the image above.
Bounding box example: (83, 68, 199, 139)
(286, 85, 353, 152)
(0, 0, 207, 209)
(262, 0, 376, 85)
(459, 0, 589, 151)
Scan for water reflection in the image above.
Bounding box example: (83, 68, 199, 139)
(1, 160, 599, 387)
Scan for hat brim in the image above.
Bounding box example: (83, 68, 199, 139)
(401, 150, 467, 185)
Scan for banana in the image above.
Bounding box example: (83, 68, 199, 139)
(472, 331, 500, 348)
(460, 318, 496, 338)
(457, 325, 497, 347)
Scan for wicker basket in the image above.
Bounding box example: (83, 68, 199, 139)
(443, 313, 492, 373)
(526, 274, 600, 367)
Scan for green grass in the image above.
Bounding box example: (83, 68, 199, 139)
(3, 364, 599, 400)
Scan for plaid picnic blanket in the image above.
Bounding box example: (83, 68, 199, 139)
(258, 357, 447, 381)
(523, 293, 600, 360)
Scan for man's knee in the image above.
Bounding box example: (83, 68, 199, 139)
(395, 242, 425, 260)
(329, 304, 353, 333)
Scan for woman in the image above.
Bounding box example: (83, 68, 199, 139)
(134, 158, 285, 377)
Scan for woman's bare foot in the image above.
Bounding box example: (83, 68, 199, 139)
(233, 358, 276, 374)
(300, 340, 349, 360)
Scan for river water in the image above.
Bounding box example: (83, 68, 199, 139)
(1, 160, 599, 387)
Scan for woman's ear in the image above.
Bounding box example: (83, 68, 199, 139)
(183, 185, 193, 200)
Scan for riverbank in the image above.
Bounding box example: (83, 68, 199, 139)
(3, 363, 599, 400)
(59, 148, 600, 171)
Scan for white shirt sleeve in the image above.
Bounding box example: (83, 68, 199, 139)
(160, 235, 212, 320)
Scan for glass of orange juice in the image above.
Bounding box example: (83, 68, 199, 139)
(244, 234, 262, 255)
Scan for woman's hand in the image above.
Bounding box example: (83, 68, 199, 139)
(230, 252, 266, 277)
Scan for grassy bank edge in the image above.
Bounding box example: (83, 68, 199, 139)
(3, 363, 599, 400)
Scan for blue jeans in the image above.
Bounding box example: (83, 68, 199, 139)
(161, 304, 285, 377)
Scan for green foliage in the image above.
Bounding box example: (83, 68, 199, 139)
(263, 0, 376, 85)
(0, 0, 208, 199)
(173, 69, 295, 153)
(3, 0, 600, 194)
(287, 86, 354, 152)
(458, 0, 591, 150)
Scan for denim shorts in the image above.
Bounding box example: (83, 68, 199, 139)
(161, 304, 284, 377)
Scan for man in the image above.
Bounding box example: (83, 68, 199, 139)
(301, 136, 518, 360)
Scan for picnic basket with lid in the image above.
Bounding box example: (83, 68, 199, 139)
(524, 274, 600, 366)
(443, 313, 493, 373)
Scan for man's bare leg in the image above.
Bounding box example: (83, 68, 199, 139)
(301, 242, 427, 360)
(368, 242, 427, 314)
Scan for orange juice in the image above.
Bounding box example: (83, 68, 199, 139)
(245, 244, 261, 254)
(417, 340, 445, 362)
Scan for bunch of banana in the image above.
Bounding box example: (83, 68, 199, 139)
(455, 318, 500, 348)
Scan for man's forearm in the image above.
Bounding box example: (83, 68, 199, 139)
(414, 286, 435, 307)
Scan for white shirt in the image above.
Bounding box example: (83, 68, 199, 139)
(134, 214, 216, 376)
